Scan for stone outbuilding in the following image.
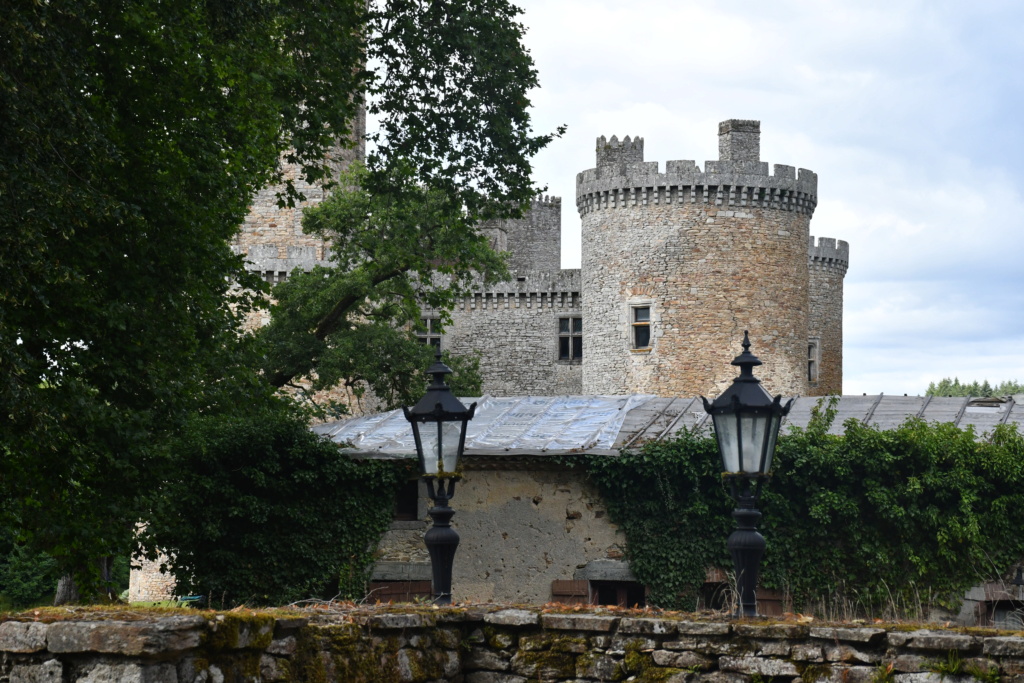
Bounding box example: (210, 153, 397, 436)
(313, 393, 1024, 624)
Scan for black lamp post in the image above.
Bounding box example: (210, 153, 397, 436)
(403, 351, 477, 605)
(703, 331, 793, 618)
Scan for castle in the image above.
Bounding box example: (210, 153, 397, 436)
(236, 118, 849, 400)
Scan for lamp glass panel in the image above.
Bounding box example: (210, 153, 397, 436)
(763, 412, 782, 474)
(420, 420, 463, 475)
(739, 414, 769, 474)
(713, 413, 740, 473)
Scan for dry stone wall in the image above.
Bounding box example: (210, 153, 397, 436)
(2, 608, 1023, 683)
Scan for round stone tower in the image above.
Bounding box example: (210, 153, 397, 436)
(807, 236, 849, 396)
(576, 120, 821, 397)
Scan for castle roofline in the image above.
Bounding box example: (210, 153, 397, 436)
(579, 123, 818, 217)
(809, 236, 850, 276)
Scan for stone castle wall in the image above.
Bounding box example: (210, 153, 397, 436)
(443, 270, 583, 397)
(478, 195, 562, 273)
(577, 124, 818, 398)
(127, 554, 177, 604)
(233, 108, 366, 269)
(2, 609, 1023, 683)
(808, 236, 850, 396)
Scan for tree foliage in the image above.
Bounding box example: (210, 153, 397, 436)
(926, 378, 1024, 397)
(261, 164, 504, 406)
(146, 398, 408, 608)
(582, 401, 1024, 613)
(1, 0, 554, 595)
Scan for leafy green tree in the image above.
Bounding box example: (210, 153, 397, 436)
(146, 398, 406, 607)
(260, 165, 504, 407)
(926, 378, 1024, 396)
(1, 0, 553, 599)
(0, 530, 60, 609)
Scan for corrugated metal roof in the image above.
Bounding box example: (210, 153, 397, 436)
(314, 394, 1023, 458)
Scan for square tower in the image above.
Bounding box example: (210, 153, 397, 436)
(718, 119, 760, 162)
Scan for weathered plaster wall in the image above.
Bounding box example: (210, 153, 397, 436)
(374, 465, 626, 604)
(3, 608, 1023, 683)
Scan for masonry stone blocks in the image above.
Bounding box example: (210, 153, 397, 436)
(576, 120, 846, 398)
(230, 117, 848, 401)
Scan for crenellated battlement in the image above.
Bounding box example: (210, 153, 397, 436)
(232, 243, 329, 284)
(531, 194, 561, 207)
(454, 269, 581, 312)
(596, 135, 645, 172)
(578, 122, 817, 217)
(808, 235, 850, 276)
(576, 159, 818, 216)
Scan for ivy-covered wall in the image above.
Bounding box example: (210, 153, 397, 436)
(580, 400, 1024, 614)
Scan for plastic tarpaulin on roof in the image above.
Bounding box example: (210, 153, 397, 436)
(313, 395, 655, 454)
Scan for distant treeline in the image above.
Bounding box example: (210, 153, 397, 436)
(926, 378, 1024, 397)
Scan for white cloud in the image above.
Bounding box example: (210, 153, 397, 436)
(515, 0, 1024, 395)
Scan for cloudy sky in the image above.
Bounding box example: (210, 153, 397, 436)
(510, 0, 1024, 395)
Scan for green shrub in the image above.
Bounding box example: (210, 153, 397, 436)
(581, 398, 1024, 612)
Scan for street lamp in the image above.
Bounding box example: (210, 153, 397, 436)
(403, 351, 477, 605)
(703, 331, 793, 618)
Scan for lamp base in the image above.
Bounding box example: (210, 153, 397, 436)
(728, 499, 765, 619)
(425, 477, 459, 605)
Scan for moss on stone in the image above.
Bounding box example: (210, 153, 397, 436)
(514, 650, 577, 679)
(621, 640, 652, 675)
(549, 634, 588, 653)
(641, 667, 688, 682)
(617, 640, 690, 682)
(288, 623, 401, 683)
(481, 625, 515, 649)
(801, 663, 834, 683)
(203, 613, 275, 651)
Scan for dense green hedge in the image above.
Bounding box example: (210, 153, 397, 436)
(147, 403, 409, 608)
(581, 399, 1024, 613)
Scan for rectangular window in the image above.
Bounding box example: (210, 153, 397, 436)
(393, 479, 420, 521)
(808, 338, 820, 383)
(632, 307, 651, 349)
(558, 317, 582, 361)
(416, 317, 442, 350)
(590, 580, 647, 608)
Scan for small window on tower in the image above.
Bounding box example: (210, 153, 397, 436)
(558, 317, 582, 361)
(417, 318, 442, 350)
(808, 338, 820, 383)
(632, 307, 651, 349)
